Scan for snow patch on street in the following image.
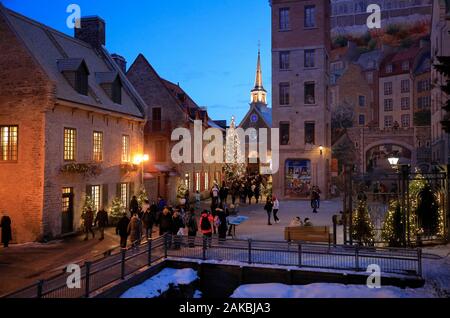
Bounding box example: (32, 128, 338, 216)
(231, 283, 433, 298)
(120, 268, 198, 298)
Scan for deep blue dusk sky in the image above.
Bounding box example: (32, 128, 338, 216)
(2, 0, 272, 124)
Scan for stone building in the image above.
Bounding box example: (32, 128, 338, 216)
(431, 0, 450, 165)
(270, 0, 332, 199)
(0, 6, 146, 243)
(127, 54, 224, 204)
(239, 49, 273, 175)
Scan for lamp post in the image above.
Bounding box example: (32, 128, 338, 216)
(134, 154, 150, 187)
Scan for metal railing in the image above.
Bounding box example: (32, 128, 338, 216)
(3, 234, 422, 298)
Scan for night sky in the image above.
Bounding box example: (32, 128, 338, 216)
(3, 0, 272, 124)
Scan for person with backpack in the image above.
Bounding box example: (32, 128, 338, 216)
(186, 208, 198, 248)
(200, 210, 213, 247)
(215, 208, 228, 242)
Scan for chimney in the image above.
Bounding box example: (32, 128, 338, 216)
(111, 54, 127, 73)
(75, 16, 106, 49)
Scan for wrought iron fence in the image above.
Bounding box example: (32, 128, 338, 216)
(3, 234, 422, 299)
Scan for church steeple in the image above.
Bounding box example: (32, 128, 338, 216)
(251, 48, 267, 105)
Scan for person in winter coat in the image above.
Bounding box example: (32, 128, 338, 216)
(272, 197, 280, 224)
(215, 208, 228, 242)
(0, 214, 12, 248)
(157, 196, 167, 212)
(211, 184, 219, 207)
(172, 210, 185, 249)
(116, 213, 130, 248)
(186, 208, 198, 248)
(219, 182, 228, 205)
(94, 208, 109, 241)
(127, 214, 143, 249)
(200, 210, 213, 247)
(83, 208, 95, 241)
(264, 198, 274, 226)
(290, 217, 303, 227)
(158, 208, 173, 236)
(129, 196, 139, 216)
(141, 200, 153, 240)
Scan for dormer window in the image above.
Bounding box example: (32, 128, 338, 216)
(96, 72, 122, 104)
(386, 64, 393, 73)
(57, 58, 90, 96)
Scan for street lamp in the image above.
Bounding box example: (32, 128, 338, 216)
(388, 155, 399, 167)
(319, 145, 324, 156)
(133, 154, 150, 186)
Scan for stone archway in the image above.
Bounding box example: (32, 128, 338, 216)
(363, 139, 415, 173)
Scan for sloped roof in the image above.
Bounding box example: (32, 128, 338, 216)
(57, 58, 89, 73)
(0, 6, 145, 118)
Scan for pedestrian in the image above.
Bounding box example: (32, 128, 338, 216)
(254, 184, 261, 204)
(141, 200, 153, 240)
(157, 196, 167, 212)
(219, 182, 228, 205)
(83, 208, 95, 241)
(200, 210, 213, 247)
(186, 208, 198, 248)
(304, 218, 313, 227)
(195, 190, 201, 211)
(311, 187, 320, 214)
(129, 196, 139, 216)
(127, 213, 143, 249)
(264, 197, 274, 226)
(211, 184, 219, 207)
(158, 208, 173, 235)
(116, 213, 130, 248)
(272, 196, 280, 224)
(0, 213, 12, 248)
(94, 207, 109, 241)
(215, 208, 228, 242)
(247, 183, 253, 205)
(172, 210, 185, 249)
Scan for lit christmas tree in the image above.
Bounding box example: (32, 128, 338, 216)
(224, 116, 246, 185)
(136, 186, 149, 209)
(110, 197, 126, 224)
(352, 200, 375, 246)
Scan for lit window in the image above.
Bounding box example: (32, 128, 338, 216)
(93, 131, 103, 162)
(0, 126, 18, 162)
(121, 135, 130, 162)
(120, 183, 128, 208)
(91, 185, 101, 212)
(195, 172, 201, 192)
(204, 172, 209, 191)
(185, 173, 190, 191)
(64, 128, 76, 161)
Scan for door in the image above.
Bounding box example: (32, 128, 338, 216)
(62, 188, 74, 234)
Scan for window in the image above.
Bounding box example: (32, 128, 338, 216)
(402, 61, 410, 71)
(184, 173, 191, 191)
(418, 79, 431, 92)
(386, 64, 393, 73)
(279, 8, 290, 30)
(401, 97, 410, 110)
(280, 51, 290, 70)
(204, 172, 209, 191)
(93, 131, 103, 162)
(91, 185, 101, 212)
(280, 122, 290, 145)
(119, 183, 128, 208)
(401, 114, 410, 128)
(304, 5, 316, 28)
(359, 114, 366, 126)
(121, 135, 130, 162)
(330, 61, 343, 72)
(305, 122, 315, 144)
(75, 67, 89, 96)
(384, 82, 393, 95)
(279, 83, 290, 105)
(359, 95, 366, 107)
(195, 172, 201, 192)
(304, 49, 315, 68)
(401, 80, 410, 93)
(384, 99, 393, 112)
(366, 72, 373, 84)
(384, 116, 393, 128)
(0, 126, 18, 162)
(64, 128, 76, 161)
(305, 82, 315, 104)
(418, 96, 431, 109)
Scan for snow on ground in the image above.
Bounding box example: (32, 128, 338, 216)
(120, 268, 198, 298)
(231, 283, 433, 298)
(422, 244, 450, 297)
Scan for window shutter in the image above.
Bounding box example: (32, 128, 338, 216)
(102, 184, 109, 208)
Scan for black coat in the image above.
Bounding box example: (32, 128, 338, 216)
(159, 213, 173, 235)
(130, 198, 139, 214)
(0, 216, 12, 243)
(116, 216, 130, 237)
(172, 216, 185, 235)
(95, 210, 109, 227)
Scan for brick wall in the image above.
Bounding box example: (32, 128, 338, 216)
(0, 13, 55, 243)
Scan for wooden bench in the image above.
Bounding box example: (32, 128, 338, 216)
(284, 226, 331, 244)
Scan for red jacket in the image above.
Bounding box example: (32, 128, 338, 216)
(200, 213, 213, 234)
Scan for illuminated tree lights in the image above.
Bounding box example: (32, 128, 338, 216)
(382, 173, 445, 246)
(352, 200, 375, 246)
(223, 116, 246, 185)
